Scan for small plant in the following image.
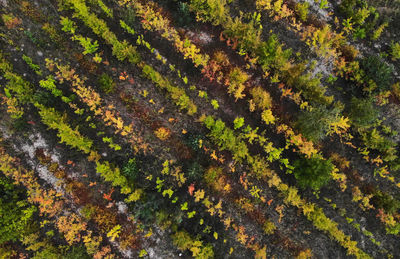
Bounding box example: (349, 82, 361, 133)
(60, 16, 77, 34)
(233, 117, 245, 129)
(22, 55, 42, 75)
(2, 14, 22, 29)
(122, 158, 139, 182)
(262, 220, 276, 234)
(295, 2, 309, 22)
(211, 99, 219, 110)
(73, 35, 99, 55)
(154, 127, 171, 141)
(390, 42, 400, 61)
(98, 73, 115, 94)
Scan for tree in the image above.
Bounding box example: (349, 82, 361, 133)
(0, 175, 36, 244)
(293, 156, 333, 191)
(359, 55, 393, 94)
(250, 86, 272, 110)
(346, 97, 377, 128)
(295, 106, 337, 142)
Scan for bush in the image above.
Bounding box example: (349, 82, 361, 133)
(359, 55, 393, 94)
(122, 158, 139, 182)
(295, 106, 337, 142)
(295, 2, 309, 22)
(98, 73, 115, 94)
(293, 156, 334, 191)
(347, 97, 378, 128)
(390, 42, 400, 61)
(372, 190, 400, 214)
(250, 86, 272, 110)
(0, 175, 36, 243)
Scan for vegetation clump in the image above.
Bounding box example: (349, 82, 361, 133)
(293, 156, 334, 191)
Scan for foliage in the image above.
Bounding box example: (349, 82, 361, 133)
(98, 73, 115, 94)
(295, 106, 338, 142)
(36, 104, 93, 154)
(189, 0, 231, 26)
(262, 220, 276, 234)
(60, 16, 77, 34)
(204, 166, 230, 193)
(261, 109, 275, 125)
(204, 116, 249, 162)
(0, 175, 36, 244)
(293, 156, 334, 190)
(210, 99, 219, 110)
(22, 55, 42, 75)
(62, 0, 141, 63)
(154, 127, 171, 141)
(371, 190, 400, 214)
(250, 86, 272, 110)
(172, 230, 214, 258)
(39, 76, 63, 97)
(73, 35, 99, 55)
(233, 117, 245, 129)
(142, 64, 197, 115)
(227, 67, 248, 100)
(122, 158, 139, 182)
(359, 55, 393, 94)
(346, 97, 377, 128)
(360, 128, 397, 162)
(295, 2, 309, 22)
(1, 13, 22, 29)
(390, 42, 400, 61)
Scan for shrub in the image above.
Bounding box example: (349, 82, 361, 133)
(359, 55, 393, 93)
(1, 14, 22, 29)
(360, 128, 397, 162)
(233, 117, 245, 129)
(154, 127, 171, 141)
(122, 158, 139, 182)
(390, 42, 400, 61)
(372, 190, 400, 214)
(0, 175, 36, 243)
(227, 67, 248, 100)
(189, 0, 231, 26)
(98, 73, 115, 94)
(262, 220, 276, 234)
(293, 156, 334, 191)
(295, 106, 336, 142)
(347, 97, 377, 128)
(295, 2, 309, 22)
(257, 34, 292, 71)
(250, 86, 272, 110)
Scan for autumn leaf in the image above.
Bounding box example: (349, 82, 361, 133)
(210, 150, 218, 160)
(188, 183, 195, 196)
(103, 188, 114, 201)
(194, 189, 205, 202)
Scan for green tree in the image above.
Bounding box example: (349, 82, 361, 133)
(347, 97, 377, 128)
(360, 55, 393, 94)
(0, 175, 36, 244)
(295, 106, 337, 142)
(293, 156, 333, 191)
